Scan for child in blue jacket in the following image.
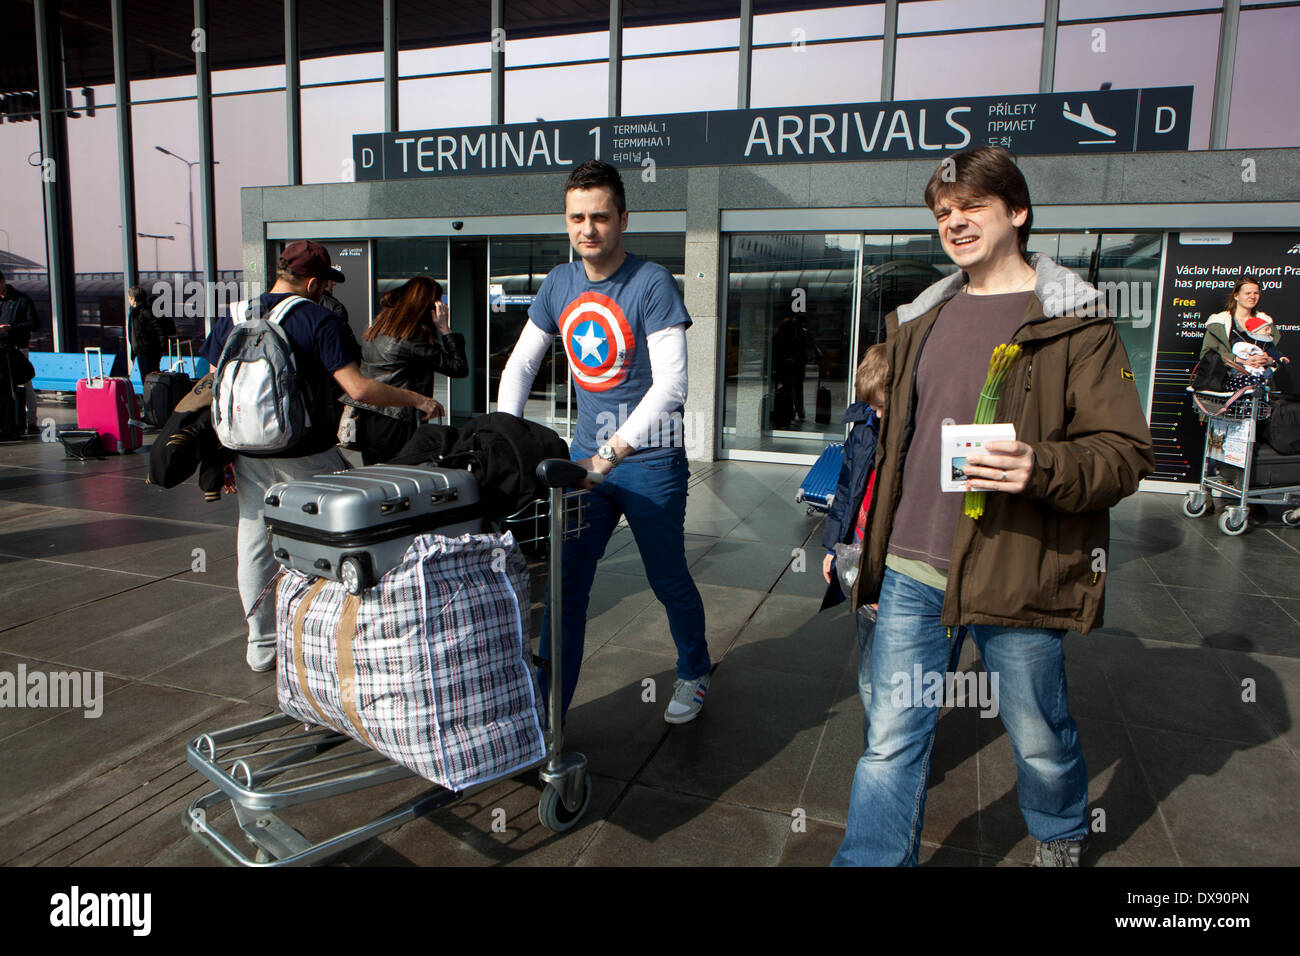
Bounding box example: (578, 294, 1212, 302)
(821, 343, 887, 610)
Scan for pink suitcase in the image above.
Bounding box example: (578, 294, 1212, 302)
(76, 348, 143, 454)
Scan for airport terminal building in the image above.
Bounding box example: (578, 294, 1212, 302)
(4, 0, 1299, 486)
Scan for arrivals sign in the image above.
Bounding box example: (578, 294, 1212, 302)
(353, 86, 1192, 181)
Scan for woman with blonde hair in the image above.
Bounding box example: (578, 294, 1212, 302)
(342, 275, 468, 464)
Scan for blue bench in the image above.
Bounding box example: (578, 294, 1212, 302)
(29, 351, 209, 393)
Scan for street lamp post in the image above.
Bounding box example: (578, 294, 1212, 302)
(137, 232, 175, 273)
(155, 146, 217, 279)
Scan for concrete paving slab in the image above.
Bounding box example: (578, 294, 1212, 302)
(576, 784, 791, 866)
(1128, 726, 1300, 866)
(0, 682, 235, 829)
(1096, 636, 1283, 745)
(609, 582, 767, 661)
(637, 657, 846, 811)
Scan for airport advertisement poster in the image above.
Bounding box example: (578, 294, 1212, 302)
(1149, 231, 1300, 483)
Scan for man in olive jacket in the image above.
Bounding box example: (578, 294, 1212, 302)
(833, 148, 1154, 868)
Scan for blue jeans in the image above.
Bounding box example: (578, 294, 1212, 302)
(854, 604, 965, 750)
(539, 449, 709, 717)
(833, 567, 1088, 866)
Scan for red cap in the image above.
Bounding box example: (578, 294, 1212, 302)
(279, 240, 345, 283)
(1243, 315, 1273, 340)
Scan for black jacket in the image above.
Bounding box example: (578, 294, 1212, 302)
(128, 302, 176, 359)
(342, 331, 468, 424)
(0, 285, 39, 349)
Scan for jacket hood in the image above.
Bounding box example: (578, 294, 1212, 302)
(841, 401, 876, 425)
(896, 254, 1106, 336)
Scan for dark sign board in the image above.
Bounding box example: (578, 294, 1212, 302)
(353, 87, 1192, 181)
(1150, 231, 1300, 483)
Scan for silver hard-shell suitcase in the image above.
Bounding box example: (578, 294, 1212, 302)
(263, 465, 483, 593)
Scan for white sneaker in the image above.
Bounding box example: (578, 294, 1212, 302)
(664, 675, 710, 724)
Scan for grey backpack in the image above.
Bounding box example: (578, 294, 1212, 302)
(211, 295, 311, 453)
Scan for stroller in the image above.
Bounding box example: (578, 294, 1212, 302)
(1182, 385, 1300, 535)
(183, 459, 597, 865)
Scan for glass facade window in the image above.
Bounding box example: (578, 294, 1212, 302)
(212, 65, 286, 96)
(399, 73, 492, 129)
(132, 97, 201, 275)
(301, 52, 384, 86)
(895, 29, 1043, 100)
(214, 90, 287, 272)
(302, 82, 384, 184)
(1060, 0, 1221, 17)
(506, 32, 609, 67)
(400, 42, 491, 77)
(1054, 15, 1219, 149)
(623, 19, 740, 56)
(752, 4, 885, 44)
(751, 41, 883, 108)
(623, 51, 741, 114)
(1227, 7, 1300, 149)
(898, 0, 1045, 33)
(505, 62, 607, 124)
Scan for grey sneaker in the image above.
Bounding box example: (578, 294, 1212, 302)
(247, 644, 276, 673)
(1033, 837, 1086, 867)
(664, 675, 709, 724)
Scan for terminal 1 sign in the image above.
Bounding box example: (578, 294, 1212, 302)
(353, 86, 1191, 180)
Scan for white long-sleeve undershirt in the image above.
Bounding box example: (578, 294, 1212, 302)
(496, 319, 688, 450)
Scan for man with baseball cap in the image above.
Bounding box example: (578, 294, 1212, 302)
(200, 239, 445, 671)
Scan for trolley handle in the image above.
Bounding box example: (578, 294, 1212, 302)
(536, 459, 604, 488)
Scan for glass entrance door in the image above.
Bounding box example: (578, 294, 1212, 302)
(722, 233, 859, 458)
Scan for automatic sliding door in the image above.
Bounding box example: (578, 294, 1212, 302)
(722, 234, 858, 457)
(487, 237, 572, 430)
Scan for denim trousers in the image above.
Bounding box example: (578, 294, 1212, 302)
(833, 567, 1088, 866)
(539, 448, 710, 718)
(233, 448, 349, 662)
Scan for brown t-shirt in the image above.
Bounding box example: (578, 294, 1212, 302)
(887, 290, 1033, 573)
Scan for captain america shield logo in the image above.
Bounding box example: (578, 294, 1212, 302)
(559, 291, 635, 392)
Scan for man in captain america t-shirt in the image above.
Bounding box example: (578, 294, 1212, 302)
(497, 160, 711, 725)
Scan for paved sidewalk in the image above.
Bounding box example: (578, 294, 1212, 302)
(1, 405, 1298, 866)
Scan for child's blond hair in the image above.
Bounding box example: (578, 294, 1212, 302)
(855, 342, 889, 409)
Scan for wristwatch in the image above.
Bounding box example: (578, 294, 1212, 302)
(597, 444, 619, 466)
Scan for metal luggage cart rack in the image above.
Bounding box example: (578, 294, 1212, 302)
(1183, 386, 1300, 535)
(183, 463, 600, 866)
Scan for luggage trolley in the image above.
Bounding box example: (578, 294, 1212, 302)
(1182, 386, 1300, 535)
(183, 459, 598, 866)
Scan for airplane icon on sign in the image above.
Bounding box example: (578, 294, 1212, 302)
(1062, 101, 1117, 144)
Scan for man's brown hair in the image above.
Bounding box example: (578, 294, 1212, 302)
(855, 342, 889, 408)
(923, 146, 1033, 252)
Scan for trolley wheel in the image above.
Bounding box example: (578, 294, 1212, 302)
(1218, 509, 1249, 536)
(806, 506, 817, 517)
(1283, 508, 1300, 528)
(1182, 492, 1209, 518)
(538, 776, 592, 833)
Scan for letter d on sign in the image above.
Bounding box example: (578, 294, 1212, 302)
(361, 147, 375, 168)
(1154, 106, 1175, 135)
